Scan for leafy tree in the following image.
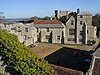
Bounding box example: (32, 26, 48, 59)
(0, 30, 56, 75)
(43, 16, 51, 20)
(59, 16, 68, 25)
(69, 12, 77, 18)
(92, 14, 100, 36)
(19, 19, 33, 24)
(31, 16, 39, 20)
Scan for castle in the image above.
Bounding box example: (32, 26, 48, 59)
(0, 9, 97, 46)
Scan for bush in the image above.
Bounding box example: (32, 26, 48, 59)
(87, 40, 96, 45)
(91, 40, 96, 44)
(0, 30, 56, 75)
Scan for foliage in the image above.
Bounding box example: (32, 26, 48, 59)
(19, 19, 33, 24)
(59, 12, 77, 25)
(69, 12, 77, 18)
(43, 16, 51, 20)
(59, 16, 68, 25)
(0, 30, 56, 75)
(91, 40, 96, 44)
(31, 16, 39, 20)
(92, 14, 100, 36)
(87, 40, 96, 45)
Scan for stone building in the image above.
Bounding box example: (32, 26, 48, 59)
(86, 47, 100, 75)
(33, 20, 65, 43)
(0, 9, 97, 46)
(64, 9, 97, 44)
(20, 23, 37, 46)
(65, 16, 76, 44)
(52, 10, 71, 19)
(76, 11, 97, 44)
(0, 23, 37, 46)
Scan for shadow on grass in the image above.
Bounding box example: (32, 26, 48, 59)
(44, 47, 94, 73)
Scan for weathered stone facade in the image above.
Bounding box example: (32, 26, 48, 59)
(65, 16, 76, 44)
(86, 47, 100, 75)
(34, 20, 65, 43)
(65, 10, 97, 44)
(0, 9, 97, 46)
(76, 11, 96, 44)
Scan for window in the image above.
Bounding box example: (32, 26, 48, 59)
(47, 28, 49, 32)
(28, 37, 30, 39)
(46, 35, 50, 39)
(68, 38, 75, 41)
(69, 28, 75, 35)
(79, 39, 82, 42)
(87, 30, 88, 34)
(71, 20, 74, 25)
(57, 36, 60, 40)
(23, 35, 27, 40)
(80, 15, 83, 18)
(80, 21, 82, 25)
(37, 28, 38, 32)
(80, 31, 83, 35)
(68, 38, 71, 41)
(25, 28, 28, 32)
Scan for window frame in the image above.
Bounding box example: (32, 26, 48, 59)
(80, 15, 83, 18)
(71, 20, 74, 25)
(46, 28, 49, 32)
(25, 28, 28, 32)
(69, 28, 75, 35)
(80, 21, 82, 25)
(57, 36, 60, 40)
(46, 35, 50, 39)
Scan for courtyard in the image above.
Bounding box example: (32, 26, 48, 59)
(31, 43, 96, 73)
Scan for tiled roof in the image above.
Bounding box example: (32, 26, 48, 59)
(33, 20, 64, 28)
(34, 20, 62, 24)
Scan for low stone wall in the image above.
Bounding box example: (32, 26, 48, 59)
(50, 64, 83, 75)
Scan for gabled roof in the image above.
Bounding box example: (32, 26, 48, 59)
(33, 20, 64, 28)
(93, 47, 100, 58)
(34, 20, 62, 24)
(77, 11, 92, 16)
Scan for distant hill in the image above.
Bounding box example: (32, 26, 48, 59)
(5, 18, 31, 21)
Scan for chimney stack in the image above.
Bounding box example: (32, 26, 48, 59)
(77, 8, 80, 14)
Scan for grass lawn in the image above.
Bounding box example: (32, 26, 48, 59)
(31, 43, 94, 58)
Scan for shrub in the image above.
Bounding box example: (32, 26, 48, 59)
(87, 40, 96, 45)
(91, 40, 96, 44)
(0, 30, 56, 75)
(87, 40, 92, 45)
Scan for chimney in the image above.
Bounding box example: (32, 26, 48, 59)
(55, 10, 58, 19)
(77, 8, 80, 14)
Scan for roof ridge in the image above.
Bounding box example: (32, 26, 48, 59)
(33, 20, 62, 24)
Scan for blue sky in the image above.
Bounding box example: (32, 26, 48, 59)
(0, 0, 100, 18)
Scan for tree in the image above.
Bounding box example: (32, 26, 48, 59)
(92, 14, 100, 36)
(31, 16, 39, 20)
(19, 19, 33, 24)
(59, 16, 68, 25)
(0, 30, 56, 75)
(43, 16, 51, 20)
